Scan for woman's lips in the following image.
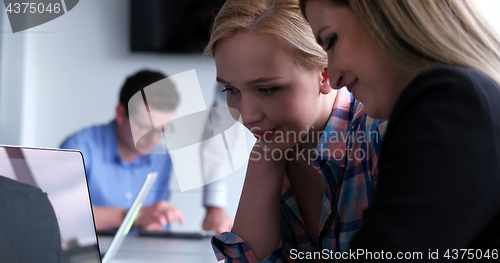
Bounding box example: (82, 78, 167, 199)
(253, 127, 279, 141)
(346, 78, 359, 96)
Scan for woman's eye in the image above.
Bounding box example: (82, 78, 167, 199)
(325, 33, 338, 51)
(222, 87, 239, 94)
(258, 87, 278, 95)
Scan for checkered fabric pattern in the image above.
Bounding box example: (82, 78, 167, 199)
(212, 88, 387, 262)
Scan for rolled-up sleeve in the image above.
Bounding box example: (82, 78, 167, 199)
(211, 232, 286, 263)
(211, 208, 298, 263)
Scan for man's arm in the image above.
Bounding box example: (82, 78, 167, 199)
(92, 206, 126, 232)
(202, 179, 233, 234)
(134, 200, 185, 231)
(203, 206, 233, 234)
(93, 201, 185, 232)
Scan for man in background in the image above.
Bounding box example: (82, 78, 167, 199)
(61, 69, 232, 233)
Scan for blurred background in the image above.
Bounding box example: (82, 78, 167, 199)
(0, 0, 248, 232)
(0, 0, 499, 232)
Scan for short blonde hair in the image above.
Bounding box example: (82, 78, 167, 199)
(204, 0, 327, 70)
(300, 0, 500, 84)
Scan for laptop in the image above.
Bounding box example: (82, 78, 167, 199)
(0, 145, 156, 263)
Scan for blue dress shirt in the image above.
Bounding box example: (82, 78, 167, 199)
(60, 120, 172, 208)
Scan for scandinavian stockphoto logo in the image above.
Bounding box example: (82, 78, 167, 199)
(3, 0, 78, 33)
(128, 70, 248, 192)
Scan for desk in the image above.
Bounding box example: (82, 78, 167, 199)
(98, 235, 220, 263)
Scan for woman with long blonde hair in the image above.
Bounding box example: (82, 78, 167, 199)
(206, 0, 386, 261)
(300, 0, 500, 257)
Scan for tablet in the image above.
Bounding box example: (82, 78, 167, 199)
(139, 230, 214, 239)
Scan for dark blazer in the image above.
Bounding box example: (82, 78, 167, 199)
(0, 176, 62, 263)
(349, 67, 500, 261)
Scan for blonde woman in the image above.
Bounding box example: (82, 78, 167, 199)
(300, 0, 500, 258)
(205, 0, 386, 261)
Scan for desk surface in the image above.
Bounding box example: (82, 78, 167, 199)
(98, 235, 219, 263)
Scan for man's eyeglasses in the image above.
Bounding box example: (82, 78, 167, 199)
(130, 117, 175, 135)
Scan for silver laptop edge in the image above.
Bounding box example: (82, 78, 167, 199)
(102, 172, 158, 263)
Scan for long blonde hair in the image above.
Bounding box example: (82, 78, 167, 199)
(205, 0, 327, 70)
(300, 0, 500, 84)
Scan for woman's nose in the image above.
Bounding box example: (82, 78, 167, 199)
(328, 67, 346, 89)
(238, 94, 264, 127)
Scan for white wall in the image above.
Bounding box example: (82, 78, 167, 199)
(1, 1, 221, 148)
(477, 0, 500, 32)
(0, 0, 246, 231)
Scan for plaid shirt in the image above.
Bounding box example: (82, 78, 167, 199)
(212, 88, 387, 262)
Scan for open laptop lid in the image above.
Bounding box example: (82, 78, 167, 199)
(101, 172, 157, 263)
(0, 145, 102, 263)
(0, 146, 159, 263)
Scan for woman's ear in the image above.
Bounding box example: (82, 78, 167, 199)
(319, 67, 333, 95)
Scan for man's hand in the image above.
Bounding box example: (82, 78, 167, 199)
(202, 207, 233, 234)
(134, 200, 185, 231)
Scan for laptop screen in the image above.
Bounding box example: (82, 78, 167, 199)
(0, 146, 101, 263)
